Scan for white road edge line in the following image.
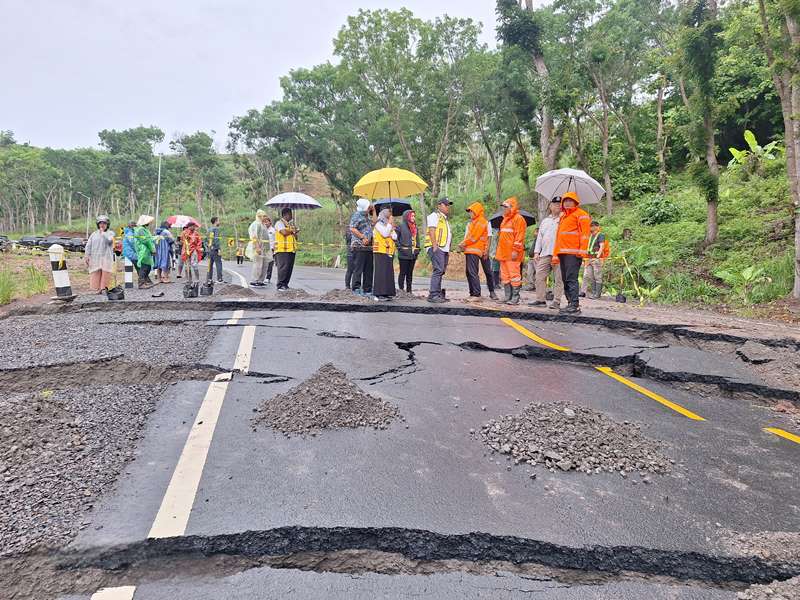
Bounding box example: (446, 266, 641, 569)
(224, 266, 249, 288)
(91, 310, 252, 600)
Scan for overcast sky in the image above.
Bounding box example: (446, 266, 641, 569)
(1, 1, 521, 152)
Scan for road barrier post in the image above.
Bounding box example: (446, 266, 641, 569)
(48, 244, 76, 301)
(123, 257, 134, 289)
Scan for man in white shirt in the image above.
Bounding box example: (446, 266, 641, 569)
(425, 198, 453, 303)
(529, 197, 564, 309)
(265, 216, 276, 284)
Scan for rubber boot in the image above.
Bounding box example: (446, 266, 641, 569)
(498, 284, 512, 303)
(594, 281, 603, 299)
(508, 286, 521, 305)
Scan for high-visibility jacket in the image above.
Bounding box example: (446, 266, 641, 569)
(587, 231, 610, 259)
(274, 220, 297, 253)
(494, 197, 527, 262)
(463, 201, 490, 256)
(372, 226, 397, 255)
(424, 212, 451, 250)
(553, 192, 591, 258)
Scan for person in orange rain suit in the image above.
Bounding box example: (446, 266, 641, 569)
(459, 201, 498, 301)
(552, 190, 592, 315)
(494, 196, 528, 305)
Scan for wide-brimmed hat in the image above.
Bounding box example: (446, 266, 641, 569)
(136, 215, 154, 226)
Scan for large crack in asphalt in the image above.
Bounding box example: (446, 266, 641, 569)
(0, 357, 291, 394)
(5, 526, 800, 599)
(359, 341, 442, 385)
(457, 341, 800, 406)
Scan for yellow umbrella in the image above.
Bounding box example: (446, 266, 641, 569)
(353, 167, 428, 199)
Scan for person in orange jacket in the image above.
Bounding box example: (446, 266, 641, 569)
(552, 190, 592, 314)
(458, 201, 498, 300)
(494, 196, 528, 305)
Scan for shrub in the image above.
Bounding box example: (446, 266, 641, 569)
(24, 265, 49, 295)
(635, 194, 681, 225)
(0, 270, 16, 305)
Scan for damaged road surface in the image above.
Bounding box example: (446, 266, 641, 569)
(2, 305, 799, 599)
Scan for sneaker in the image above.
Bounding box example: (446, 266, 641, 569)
(528, 300, 546, 306)
(559, 305, 581, 315)
(249, 281, 262, 287)
(548, 303, 560, 310)
(266, 279, 271, 284)
(427, 296, 447, 304)
(579, 292, 586, 298)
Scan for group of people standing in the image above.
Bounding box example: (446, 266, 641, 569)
(246, 207, 299, 291)
(338, 190, 603, 314)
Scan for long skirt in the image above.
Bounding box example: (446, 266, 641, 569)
(372, 253, 396, 298)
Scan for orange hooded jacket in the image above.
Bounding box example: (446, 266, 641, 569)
(494, 197, 527, 262)
(463, 201, 489, 256)
(553, 191, 591, 260)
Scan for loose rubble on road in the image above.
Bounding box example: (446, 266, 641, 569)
(277, 288, 312, 300)
(721, 530, 800, 563)
(480, 402, 674, 477)
(252, 363, 401, 436)
(0, 384, 164, 555)
(737, 575, 800, 600)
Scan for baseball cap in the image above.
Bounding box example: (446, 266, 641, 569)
(437, 197, 453, 206)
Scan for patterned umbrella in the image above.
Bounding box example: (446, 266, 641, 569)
(165, 215, 200, 228)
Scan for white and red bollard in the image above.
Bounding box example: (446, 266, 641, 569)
(48, 244, 76, 301)
(123, 257, 134, 289)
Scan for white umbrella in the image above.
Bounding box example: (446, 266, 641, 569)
(264, 192, 322, 211)
(535, 168, 605, 205)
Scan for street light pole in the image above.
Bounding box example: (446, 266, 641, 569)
(155, 154, 162, 225)
(76, 192, 91, 237)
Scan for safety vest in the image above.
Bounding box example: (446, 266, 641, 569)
(274, 221, 296, 253)
(424, 213, 450, 249)
(588, 233, 610, 258)
(372, 227, 396, 255)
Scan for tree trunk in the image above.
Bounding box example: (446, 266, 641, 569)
(656, 75, 668, 195)
(533, 56, 559, 171)
(602, 111, 613, 214)
(703, 112, 720, 244)
(612, 107, 640, 163)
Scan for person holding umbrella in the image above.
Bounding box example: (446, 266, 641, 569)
(553, 191, 591, 314)
(494, 197, 527, 305)
(529, 197, 565, 309)
(349, 198, 375, 296)
(459, 201, 497, 301)
(273, 207, 298, 290)
(372, 208, 398, 301)
(425, 198, 453, 303)
(181, 221, 203, 284)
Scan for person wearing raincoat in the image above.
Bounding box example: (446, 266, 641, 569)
(84, 215, 116, 292)
(181, 221, 204, 283)
(552, 191, 591, 314)
(154, 221, 175, 283)
(134, 215, 156, 289)
(122, 221, 138, 275)
(459, 201, 497, 300)
(494, 197, 527, 305)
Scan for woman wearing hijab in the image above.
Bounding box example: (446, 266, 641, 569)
(371, 208, 398, 301)
(84, 215, 116, 293)
(396, 209, 420, 293)
(154, 221, 175, 283)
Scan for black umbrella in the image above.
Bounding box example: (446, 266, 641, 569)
(373, 197, 413, 217)
(488, 209, 536, 229)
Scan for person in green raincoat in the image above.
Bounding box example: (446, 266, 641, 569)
(134, 215, 157, 288)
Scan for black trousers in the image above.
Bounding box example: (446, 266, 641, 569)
(345, 249, 355, 289)
(275, 252, 295, 289)
(266, 259, 274, 281)
(236, 255, 243, 265)
(206, 248, 223, 282)
(397, 258, 416, 292)
(465, 254, 495, 296)
(559, 254, 582, 307)
(138, 263, 152, 285)
(350, 250, 373, 293)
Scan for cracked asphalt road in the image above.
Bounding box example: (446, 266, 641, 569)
(40, 303, 797, 600)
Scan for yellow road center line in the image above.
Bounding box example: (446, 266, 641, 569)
(148, 313, 254, 538)
(764, 427, 800, 445)
(595, 366, 706, 421)
(500, 317, 571, 352)
(90, 586, 136, 600)
(227, 309, 245, 325)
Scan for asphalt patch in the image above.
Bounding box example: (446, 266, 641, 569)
(480, 402, 674, 478)
(251, 363, 401, 436)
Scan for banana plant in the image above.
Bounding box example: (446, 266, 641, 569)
(728, 130, 781, 176)
(714, 265, 769, 304)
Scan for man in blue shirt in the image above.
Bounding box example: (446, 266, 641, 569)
(206, 216, 223, 283)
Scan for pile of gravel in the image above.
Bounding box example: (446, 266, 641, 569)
(720, 530, 800, 562)
(320, 289, 370, 303)
(0, 384, 164, 555)
(217, 284, 259, 297)
(278, 288, 312, 300)
(480, 402, 673, 477)
(737, 576, 800, 600)
(252, 363, 400, 436)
